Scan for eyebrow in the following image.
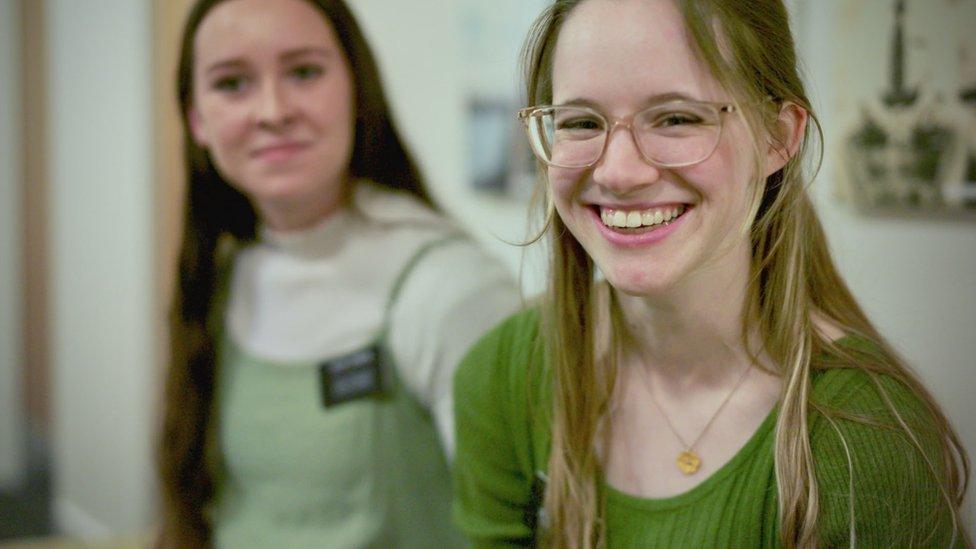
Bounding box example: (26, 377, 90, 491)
(204, 47, 335, 76)
(280, 47, 333, 62)
(556, 92, 703, 109)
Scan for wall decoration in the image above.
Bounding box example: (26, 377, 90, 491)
(833, 0, 976, 215)
(460, 0, 548, 200)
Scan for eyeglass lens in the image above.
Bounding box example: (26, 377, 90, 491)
(528, 102, 724, 168)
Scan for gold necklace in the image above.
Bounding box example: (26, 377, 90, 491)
(633, 362, 752, 475)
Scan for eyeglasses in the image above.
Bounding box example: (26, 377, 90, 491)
(516, 99, 737, 169)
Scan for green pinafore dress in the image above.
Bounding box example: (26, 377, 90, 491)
(209, 236, 466, 548)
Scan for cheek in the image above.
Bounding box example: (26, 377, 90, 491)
(715, 128, 760, 181)
(688, 140, 756, 198)
(314, 76, 356, 128)
(199, 103, 249, 151)
(547, 166, 585, 206)
(313, 99, 351, 128)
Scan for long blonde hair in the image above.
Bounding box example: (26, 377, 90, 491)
(521, 1, 970, 546)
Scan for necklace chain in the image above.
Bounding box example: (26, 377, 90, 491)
(632, 359, 752, 474)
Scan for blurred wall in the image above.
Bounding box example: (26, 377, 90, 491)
(45, 0, 156, 537)
(0, 0, 27, 492)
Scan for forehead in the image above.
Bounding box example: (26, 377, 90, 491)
(194, 0, 340, 65)
(551, 0, 722, 107)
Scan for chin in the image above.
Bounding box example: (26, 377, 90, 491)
(251, 175, 335, 202)
(602, 264, 678, 298)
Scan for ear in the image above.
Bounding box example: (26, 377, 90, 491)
(187, 106, 210, 147)
(763, 101, 808, 178)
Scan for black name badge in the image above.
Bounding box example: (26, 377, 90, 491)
(318, 344, 386, 408)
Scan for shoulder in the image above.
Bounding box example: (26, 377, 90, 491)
(407, 235, 513, 289)
(353, 179, 513, 294)
(809, 366, 938, 477)
(809, 337, 939, 457)
(352, 179, 445, 228)
(452, 309, 547, 544)
(455, 309, 544, 399)
(389, 229, 519, 346)
(808, 344, 958, 545)
(454, 308, 548, 437)
(810, 337, 933, 426)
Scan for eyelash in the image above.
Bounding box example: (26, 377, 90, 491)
(213, 75, 248, 93)
(655, 113, 700, 127)
(558, 118, 602, 131)
(289, 64, 325, 81)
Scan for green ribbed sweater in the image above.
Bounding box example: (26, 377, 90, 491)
(453, 310, 961, 547)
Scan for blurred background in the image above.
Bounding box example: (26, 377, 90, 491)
(0, 0, 973, 545)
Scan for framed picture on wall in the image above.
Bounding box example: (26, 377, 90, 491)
(830, 0, 976, 216)
(460, 0, 548, 201)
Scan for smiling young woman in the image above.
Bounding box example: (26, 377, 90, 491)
(157, 0, 519, 546)
(452, 0, 970, 547)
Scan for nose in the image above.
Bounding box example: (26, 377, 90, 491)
(254, 79, 296, 130)
(591, 126, 661, 193)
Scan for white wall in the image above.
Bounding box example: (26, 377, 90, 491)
(46, 0, 156, 537)
(0, 0, 27, 492)
(349, 0, 548, 295)
(796, 0, 976, 532)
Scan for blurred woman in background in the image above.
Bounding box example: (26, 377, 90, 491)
(158, 0, 517, 546)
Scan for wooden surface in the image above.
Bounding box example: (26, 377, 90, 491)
(152, 0, 195, 381)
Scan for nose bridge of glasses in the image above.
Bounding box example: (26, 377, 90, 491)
(602, 113, 646, 161)
(606, 112, 636, 136)
(599, 114, 656, 171)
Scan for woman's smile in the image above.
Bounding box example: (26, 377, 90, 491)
(588, 202, 692, 248)
(250, 140, 313, 163)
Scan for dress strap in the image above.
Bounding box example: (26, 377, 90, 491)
(376, 233, 464, 344)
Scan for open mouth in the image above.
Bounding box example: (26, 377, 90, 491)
(596, 204, 689, 233)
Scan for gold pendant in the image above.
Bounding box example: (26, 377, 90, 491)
(676, 450, 701, 475)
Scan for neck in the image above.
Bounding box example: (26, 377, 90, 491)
(612, 243, 760, 386)
(254, 181, 349, 233)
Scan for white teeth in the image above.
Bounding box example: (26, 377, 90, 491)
(613, 210, 627, 227)
(626, 211, 641, 228)
(600, 205, 686, 228)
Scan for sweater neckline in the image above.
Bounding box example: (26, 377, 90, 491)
(258, 205, 349, 255)
(603, 404, 778, 511)
(256, 179, 443, 258)
(600, 335, 863, 511)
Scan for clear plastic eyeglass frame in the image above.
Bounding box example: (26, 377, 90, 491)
(516, 99, 737, 169)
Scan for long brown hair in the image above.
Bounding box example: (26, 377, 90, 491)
(521, 0, 969, 547)
(157, 0, 430, 545)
